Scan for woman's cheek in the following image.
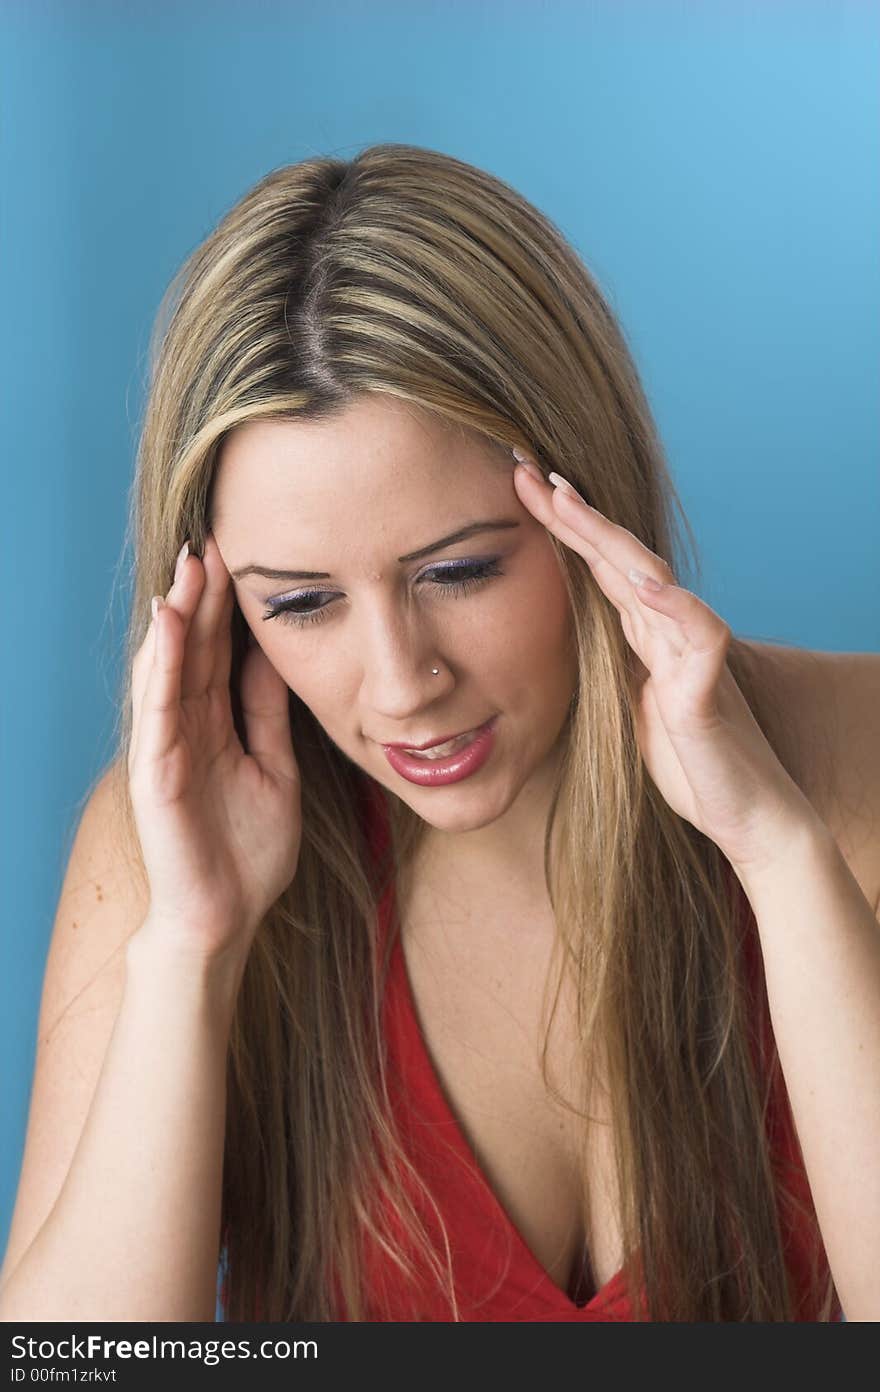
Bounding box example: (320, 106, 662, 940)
(253, 627, 322, 700)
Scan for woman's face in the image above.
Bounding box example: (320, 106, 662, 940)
(211, 395, 578, 836)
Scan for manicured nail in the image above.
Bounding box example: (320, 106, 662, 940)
(517, 459, 544, 484)
(151, 595, 164, 621)
(174, 540, 190, 584)
(511, 447, 542, 481)
(548, 470, 584, 501)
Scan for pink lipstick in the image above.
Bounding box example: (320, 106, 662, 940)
(381, 716, 498, 787)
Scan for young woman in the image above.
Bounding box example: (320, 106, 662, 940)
(1, 144, 877, 1323)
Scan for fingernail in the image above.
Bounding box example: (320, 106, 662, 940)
(150, 595, 164, 621)
(512, 448, 544, 483)
(547, 470, 583, 501)
(174, 540, 190, 584)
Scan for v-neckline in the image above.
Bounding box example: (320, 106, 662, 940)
(386, 907, 627, 1314)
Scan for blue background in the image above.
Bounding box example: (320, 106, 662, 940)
(2, 0, 875, 1321)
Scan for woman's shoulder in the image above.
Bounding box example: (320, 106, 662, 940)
(737, 638, 880, 915)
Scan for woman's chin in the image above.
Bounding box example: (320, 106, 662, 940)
(397, 779, 517, 836)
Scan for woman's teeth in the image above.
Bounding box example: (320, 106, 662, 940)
(405, 728, 477, 760)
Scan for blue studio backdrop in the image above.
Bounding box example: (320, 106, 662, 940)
(1, 0, 876, 1322)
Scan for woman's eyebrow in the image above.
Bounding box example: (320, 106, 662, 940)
(230, 518, 520, 582)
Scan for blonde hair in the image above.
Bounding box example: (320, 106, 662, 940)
(101, 143, 836, 1320)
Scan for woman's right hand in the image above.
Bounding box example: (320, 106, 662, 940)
(126, 532, 302, 969)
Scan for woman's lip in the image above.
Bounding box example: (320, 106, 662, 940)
(380, 719, 493, 752)
(381, 716, 498, 787)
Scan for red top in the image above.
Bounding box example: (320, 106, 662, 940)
(351, 782, 841, 1322)
(221, 783, 842, 1322)
(362, 874, 632, 1320)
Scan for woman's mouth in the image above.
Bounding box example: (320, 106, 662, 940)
(403, 728, 480, 759)
(381, 716, 498, 786)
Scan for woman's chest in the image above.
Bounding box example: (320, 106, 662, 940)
(396, 892, 625, 1301)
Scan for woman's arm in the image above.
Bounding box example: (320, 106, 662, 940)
(732, 815, 880, 1323)
(0, 924, 238, 1323)
(511, 453, 880, 1322)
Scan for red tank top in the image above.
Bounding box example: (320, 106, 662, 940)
(353, 781, 842, 1322)
(221, 784, 842, 1321)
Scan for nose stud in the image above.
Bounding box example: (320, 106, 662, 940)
(431, 667, 439, 675)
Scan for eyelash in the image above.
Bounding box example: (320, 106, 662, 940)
(261, 558, 505, 629)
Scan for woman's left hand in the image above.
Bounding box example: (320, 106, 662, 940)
(512, 452, 820, 875)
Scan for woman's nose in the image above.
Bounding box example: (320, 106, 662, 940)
(359, 614, 451, 717)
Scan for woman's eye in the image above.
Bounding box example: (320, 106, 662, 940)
(261, 557, 505, 629)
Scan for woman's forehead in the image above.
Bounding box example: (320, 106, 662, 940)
(212, 406, 513, 529)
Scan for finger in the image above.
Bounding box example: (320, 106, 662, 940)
(148, 538, 209, 705)
(239, 640, 299, 784)
(129, 540, 202, 773)
(175, 533, 232, 698)
(128, 603, 161, 774)
(515, 456, 693, 657)
(512, 460, 685, 643)
(629, 577, 732, 658)
(549, 477, 676, 588)
(513, 459, 675, 588)
(511, 459, 604, 564)
(135, 597, 186, 771)
(512, 461, 648, 617)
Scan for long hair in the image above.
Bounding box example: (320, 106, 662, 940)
(104, 143, 838, 1320)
